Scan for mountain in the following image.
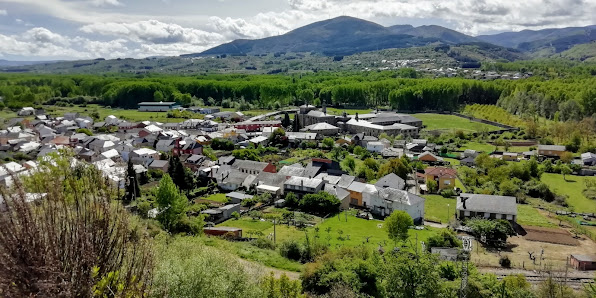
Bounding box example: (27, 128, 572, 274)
(192, 16, 461, 57)
(390, 24, 479, 44)
(0, 60, 60, 67)
(478, 25, 596, 52)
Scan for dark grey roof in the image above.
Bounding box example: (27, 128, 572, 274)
(216, 167, 250, 185)
(186, 154, 206, 163)
(396, 114, 422, 124)
(232, 160, 270, 172)
(378, 188, 425, 206)
(150, 160, 169, 168)
(278, 165, 305, 177)
(324, 184, 350, 200)
(375, 173, 406, 190)
(254, 172, 286, 187)
(302, 165, 321, 178)
(457, 194, 517, 215)
(461, 156, 476, 164)
(218, 156, 235, 165)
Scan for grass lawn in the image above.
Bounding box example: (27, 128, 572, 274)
(444, 158, 460, 166)
(460, 141, 495, 153)
(541, 173, 596, 213)
(218, 216, 306, 243)
(200, 193, 229, 203)
(326, 107, 372, 116)
(423, 195, 456, 223)
(413, 113, 499, 133)
(507, 146, 533, 153)
(315, 212, 439, 249)
(516, 204, 556, 227)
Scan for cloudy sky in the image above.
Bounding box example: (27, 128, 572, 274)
(0, 0, 594, 60)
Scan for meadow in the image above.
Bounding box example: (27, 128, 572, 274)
(541, 173, 596, 213)
(422, 195, 456, 223)
(412, 113, 500, 133)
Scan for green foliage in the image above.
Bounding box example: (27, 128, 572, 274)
(382, 251, 444, 298)
(301, 247, 381, 296)
(426, 229, 461, 250)
(378, 157, 411, 181)
(426, 179, 438, 194)
(211, 138, 235, 150)
(322, 137, 334, 150)
(233, 148, 262, 161)
(268, 128, 288, 147)
(261, 273, 304, 298)
(342, 156, 356, 173)
(384, 211, 413, 244)
(76, 128, 93, 136)
(284, 192, 299, 207)
(298, 192, 341, 215)
(155, 174, 189, 233)
(466, 218, 516, 247)
(124, 159, 140, 202)
(151, 236, 263, 297)
(231, 211, 240, 220)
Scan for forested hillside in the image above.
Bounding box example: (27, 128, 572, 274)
(1, 70, 596, 120)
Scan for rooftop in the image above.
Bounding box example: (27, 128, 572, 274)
(457, 193, 517, 215)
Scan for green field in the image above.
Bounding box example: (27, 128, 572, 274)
(423, 195, 456, 223)
(412, 113, 500, 133)
(541, 173, 596, 213)
(217, 217, 306, 243)
(326, 107, 372, 116)
(200, 193, 229, 203)
(460, 141, 496, 153)
(516, 204, 556, 227)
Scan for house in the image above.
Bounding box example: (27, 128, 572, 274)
(226, 192, 254, 204)
(138, 125, 163, 138)
(463, 149, 479, 158)
(100, 149, 121, 162)
(502, 152, 518, 161)
(218, 156, 236, 165)
(538, 145, 567, 158)
(215, 167, 250, 191)
(301, 123, 340, 136)
(581, 152, 596, 166)
(324, 184, 351, 210)
(570, 254, 596, 271)
(278, 164, 305, 178)
(375, 173, 406, 190)
(149, 159, 169, 172)
(219, 204, 241, 219)
(248, 136, 269, 146)
(523, 151, 538, 160)
(156, 139, 176, 152)
(231, 159, 277, 175)
(202, 204, 241, 222)
(203, 227, 242, 238)
(363, 186, 425, 223)
(174, 140, 203, 156)
(138, 101, 179, 112)
(17, 107, 35, 116)
(234, 120, 281, 132)
(283, 176, 324, 197)
(456, 193, 517, 221)
(64, 112, 80, 121)
(0, 162, 26, 184)
(347, 181, 373, 207)
(424, 167, 457, 190)
(366, 141, 386, 153)
(88, 139, 115, 153)
(257, 185, 282, 197)
(382, 147, 401, 158)
(129, 148, 160, 166)
(418, 151, 443, 163)
(460, 156, 476, 167)
(310, 158, 342, 176)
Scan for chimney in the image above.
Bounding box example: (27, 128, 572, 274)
(322, 102, 327, 114)
(461, 196, 469, 209)
(301, 179, 304, 187)
(355, 113, 359, 121)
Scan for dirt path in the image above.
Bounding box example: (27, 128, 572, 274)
(237, 258, 301, 280)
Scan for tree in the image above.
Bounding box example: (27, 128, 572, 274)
(281, 112, 291, 128)
(156, 174, 189, 232)
(124, 159, 140, 202)
(382, 251, 443, 298)
(299, 192, 341, 215)
(322, 137, 334, 150)
(378, 157, 411, 180)
(268, 128, 288, 148)
(292, 114, 301, 132)
(342, 156, 356, 173)
(285, 192, 299, 207)
(363, 158, 379, 172)
(426, 179, 438, 194)
(561, 164, 572, 181)
(467, 218, 516, 247)
(385, 210, 413, 244)
(560, 152, 574, 164)
(0, 153, 151, 296)
(76, 128, 93, 136)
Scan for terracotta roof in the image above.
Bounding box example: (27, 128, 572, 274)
(424, 167, 457, 178)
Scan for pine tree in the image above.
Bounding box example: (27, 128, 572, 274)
(124, 159, 140, 202)
(282, 112, 291, 128)
(156, 174, 188, 232)
(292, 114, 301, 132)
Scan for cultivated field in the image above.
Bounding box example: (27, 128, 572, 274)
(413, 113, 500, 133)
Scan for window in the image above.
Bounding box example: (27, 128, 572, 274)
(464, 211, 470, 216)
(444, 180, 451, 185)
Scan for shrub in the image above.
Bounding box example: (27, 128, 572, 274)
(251, 238, 276, 250)
(440, 189, 456, 198)
(499, 256, 512, 268)
(279, 240, 304, 262)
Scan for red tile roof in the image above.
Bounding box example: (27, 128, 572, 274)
(424, 167, 457, 178)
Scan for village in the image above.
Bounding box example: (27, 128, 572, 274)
(2, 101, 596, 286)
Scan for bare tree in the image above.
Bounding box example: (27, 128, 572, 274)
(0, 153, 152, 297)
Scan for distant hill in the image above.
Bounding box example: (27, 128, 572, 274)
(191, 16, 474, 57)
(390, 25, 479, 44)
(477, 25, 596, 53)
(0, 60, 60, 67)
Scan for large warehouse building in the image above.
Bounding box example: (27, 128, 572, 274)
(138, 101, 180, 112)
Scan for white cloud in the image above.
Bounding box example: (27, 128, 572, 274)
(91, 0, 123, 7)
(0, 9, 7, 15)
(80, 20, 225, 45)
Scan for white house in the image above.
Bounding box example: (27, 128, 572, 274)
(17, 107, 35, 116)
(362, 185, 425, 223)
(366, 141, 387, 153)
(129, 148, 159, 167)
(105, 115, 119, 125)
(456, 193, 517, 222)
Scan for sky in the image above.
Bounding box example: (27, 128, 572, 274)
(0, 0, 594, 61)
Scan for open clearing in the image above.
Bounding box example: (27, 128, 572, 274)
(523, 226, 579, 245)
(541, 173, 596, 213)
(413, 113, 500, 132)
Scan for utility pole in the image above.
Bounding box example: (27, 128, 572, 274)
(273, 218, 276, 243)
(460, 237, 473, 298)
(447, 203, 450, 223)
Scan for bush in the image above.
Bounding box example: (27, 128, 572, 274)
(298, 192, 341, 215)
(231, 211, 240, 220)
(279, 240, 304, 262)
(499, 256, 512, 268)
(251, 238, 276, 250)
(440, 189, 456, 198)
